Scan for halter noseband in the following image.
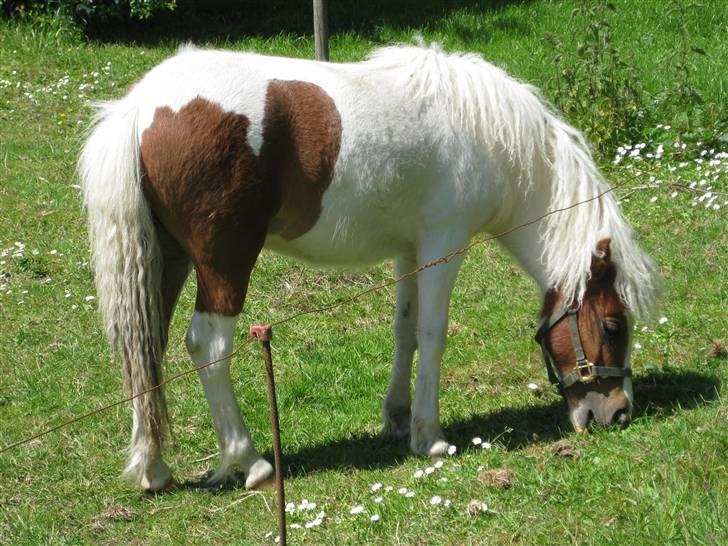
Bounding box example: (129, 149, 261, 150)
(535, 304, 631, 390)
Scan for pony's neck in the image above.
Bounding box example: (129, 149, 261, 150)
(493, 178, 554, 298)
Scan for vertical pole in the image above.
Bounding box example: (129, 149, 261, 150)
(250, 325, 286, 546)
(313, 0, 329, 61)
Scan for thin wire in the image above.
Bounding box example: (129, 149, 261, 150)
(0, 180, 627, 454)
(0, 339, 254, 454)
(271, 179, 626, 328)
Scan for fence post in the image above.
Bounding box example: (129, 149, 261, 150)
(313, 0, 329, 61)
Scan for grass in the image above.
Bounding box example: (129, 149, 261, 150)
(0, 1, 726, 544)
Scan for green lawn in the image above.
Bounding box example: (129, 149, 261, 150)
(1, 1, 726, 544)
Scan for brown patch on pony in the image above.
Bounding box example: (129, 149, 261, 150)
(140, 98, 274, 315)
(540, 238, 630, 406)
(262, 79, 342, 239)
(140, 82, 342, 316)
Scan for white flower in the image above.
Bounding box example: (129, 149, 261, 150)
(285, 502, 296, 513)
(649, 196, 658, 203)
(444, 499, 452, 508)
(414, 469, 424, 478)
(425, 466, 435, 474)
(370, 514, 380, 522)
(85, 295, 96, 301)
(472, 437, 482, 446)
(398, 487, 408, 495)
(527, 383, 538, 391)
(374, 496, 383, 503)
(658, 316, 668, 325)
(350, 505, 364, 515)
(634, 343, 642, 350)
(371, 482, 382, 492)
(290, 523, 302, 529)
(405, 491, 416, 498)
(430, 495, 442, 505)
(434, 460, 444, 469)
(447, 445, 457, 456)
(482, 442, 492, 450)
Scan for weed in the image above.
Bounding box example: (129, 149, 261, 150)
(545, 0, 645, 153)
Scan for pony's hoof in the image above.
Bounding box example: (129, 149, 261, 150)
(125, 458, 173, 492)
(410, 420, 449, 457)
(245, 458, 275, 490)
(382, 404, 411, 439)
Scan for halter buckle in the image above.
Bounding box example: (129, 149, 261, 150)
(575, 360, 596, 383)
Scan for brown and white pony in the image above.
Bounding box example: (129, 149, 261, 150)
(79, 44, 660, 491)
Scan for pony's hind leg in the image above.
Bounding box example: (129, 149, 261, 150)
(410, 231, 466, 457)
(382, 254, 418, 438)
(125, 224, 190, 491)
(186, 310, 273, 489)
(186, 260, 273, 489)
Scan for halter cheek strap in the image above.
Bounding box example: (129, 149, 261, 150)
(535, 305, 631, 390)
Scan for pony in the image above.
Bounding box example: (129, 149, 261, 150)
(79, 44, 660, 491)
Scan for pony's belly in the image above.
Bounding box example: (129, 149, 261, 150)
(264, 209, 411, 267)
(264, 228, 408, 267)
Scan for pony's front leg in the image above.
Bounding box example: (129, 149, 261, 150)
(382, 255, 418, 438)
(186, 311, 273, 489)
(410, 235, 466, 457)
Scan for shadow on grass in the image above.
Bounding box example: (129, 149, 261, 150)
(177, 369, 719, 491)
(275, 369, 720, 480)
(87, 0, 532, 46)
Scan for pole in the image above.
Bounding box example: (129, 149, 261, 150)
(313, 0, 329, 61)
(250, 325, 286, 546)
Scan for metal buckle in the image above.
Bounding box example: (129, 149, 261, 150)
(575, 360, 595, 383)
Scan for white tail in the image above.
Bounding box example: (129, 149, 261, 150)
(79, 100, 169, 467)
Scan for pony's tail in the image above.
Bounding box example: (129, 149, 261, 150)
(79, 101, 169, 462)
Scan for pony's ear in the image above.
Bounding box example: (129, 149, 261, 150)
(591, 238, 614, 279)
(593, 237, 612, 261)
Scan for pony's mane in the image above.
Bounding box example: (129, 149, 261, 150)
(365, 43, 661, 317)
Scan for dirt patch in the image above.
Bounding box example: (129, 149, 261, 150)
(708, 340, 726, 359)
(552, 440, 580, 458)
(91, 504, 137, 532)
(478, 468, 516, 489)
(466, 500, 490, 516)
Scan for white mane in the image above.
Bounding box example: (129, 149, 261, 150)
(365, 43, 661, 317)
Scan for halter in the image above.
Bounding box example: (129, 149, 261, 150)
(534, 304, 631, 390)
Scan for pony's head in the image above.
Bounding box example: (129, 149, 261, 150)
(537, 238, 635, 431)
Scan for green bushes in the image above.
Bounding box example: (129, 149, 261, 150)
(544, 0, 723, 155)
(0, 0, 176, 23)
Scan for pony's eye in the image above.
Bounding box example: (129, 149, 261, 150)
(602, 318, 622, 335)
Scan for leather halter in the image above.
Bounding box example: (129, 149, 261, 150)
(535, 304, 631, 390)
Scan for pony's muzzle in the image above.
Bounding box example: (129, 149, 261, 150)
(569, 386, 632, 431)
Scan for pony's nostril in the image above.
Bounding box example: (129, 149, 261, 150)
(611, 409, 630, 429)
